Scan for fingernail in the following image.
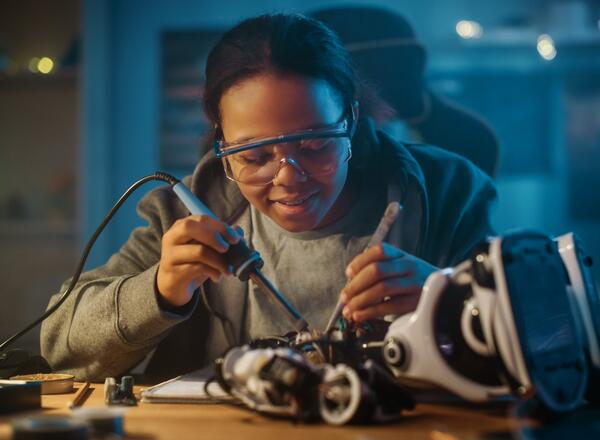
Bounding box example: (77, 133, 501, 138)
(340, 292, 347, 303)
(345, 266, 354, 278)
(227, 227, 240, 242)
(343, 306, 350, 319)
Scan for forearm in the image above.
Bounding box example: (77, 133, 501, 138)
(40, 264, 197, 381)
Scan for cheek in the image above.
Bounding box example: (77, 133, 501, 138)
(320, 165, 348, 197)
(237, 184, 268, 207)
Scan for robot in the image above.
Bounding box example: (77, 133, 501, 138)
(382, 231, 598, 412)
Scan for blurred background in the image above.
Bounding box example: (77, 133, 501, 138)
(1, 0, 599, 352)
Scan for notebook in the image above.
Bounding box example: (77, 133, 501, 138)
(140, 367, 233, 404)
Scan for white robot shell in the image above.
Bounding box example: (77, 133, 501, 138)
(383, 267, 508, 401)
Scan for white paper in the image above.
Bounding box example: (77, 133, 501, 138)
(140, 367, 232, 403)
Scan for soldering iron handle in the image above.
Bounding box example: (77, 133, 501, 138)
(172, 182, 218, 219)
(172, 182, 263, 281)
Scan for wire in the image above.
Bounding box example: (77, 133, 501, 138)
(0, 172, 179, 353)
(199, 285, 237, 347)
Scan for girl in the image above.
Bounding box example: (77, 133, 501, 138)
(41, 13, 496, 381)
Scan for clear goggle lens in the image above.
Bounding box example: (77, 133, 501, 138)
(223, 137, 351, 185)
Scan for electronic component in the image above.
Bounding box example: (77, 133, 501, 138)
(104, 376, 137, 406)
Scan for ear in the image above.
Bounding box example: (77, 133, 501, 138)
(349, 100, 360, 138)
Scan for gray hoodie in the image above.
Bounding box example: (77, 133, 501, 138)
(40, 120, 496, 381)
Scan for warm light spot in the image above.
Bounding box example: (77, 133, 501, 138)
(37, 57, 54, 74)
(456, 20, 483, 39)
(537, 34, 556, 61)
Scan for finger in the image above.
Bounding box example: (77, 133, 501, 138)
(349, 295, 420, 323)
(171, 262, 224, 284)
(345, 277, 421, 313)
(188, 215, 241, 244)
(169, 215, 240, 249)
(167, 244, 231, 274)
(233, 225, 245, 238)
(345, 243, 404, 279)
(342, 258, 415, 302)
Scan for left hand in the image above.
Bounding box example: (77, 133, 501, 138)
(340, 243, 438, 323)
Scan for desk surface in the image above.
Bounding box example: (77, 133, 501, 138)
(1, 383, 599, 440)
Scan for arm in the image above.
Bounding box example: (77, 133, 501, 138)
(40, 186, 196, 380)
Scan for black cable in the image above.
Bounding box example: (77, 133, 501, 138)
(0, 172, 179, 353)
(199, 285, 237, 348)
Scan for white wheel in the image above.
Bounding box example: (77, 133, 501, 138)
(319, 365, 363, 425)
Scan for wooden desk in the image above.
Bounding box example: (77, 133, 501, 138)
(1, 383, 598, 439)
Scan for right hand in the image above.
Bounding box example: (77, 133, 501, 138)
(156, 215, 242, 307)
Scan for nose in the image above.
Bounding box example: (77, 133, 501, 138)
(273, 157, 308, 186)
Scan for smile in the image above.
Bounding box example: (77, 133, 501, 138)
(277, 197, 311, 206)
(271, 192, 318, 208)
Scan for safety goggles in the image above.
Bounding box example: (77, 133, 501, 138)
(214, 110, 356, 186)
(214, 117, 353, 158)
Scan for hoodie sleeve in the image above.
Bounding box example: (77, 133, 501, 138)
(40, 184, 198, 381)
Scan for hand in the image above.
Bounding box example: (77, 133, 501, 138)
(340, 243, 437, 323)
(156, 215, 242, 307)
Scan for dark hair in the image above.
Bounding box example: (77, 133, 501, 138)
(203, 13, 357, 126)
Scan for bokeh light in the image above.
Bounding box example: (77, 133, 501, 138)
(37, 57, 55, 74)
(456, 20, 483, 39)
(537, 34, 557, 61)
